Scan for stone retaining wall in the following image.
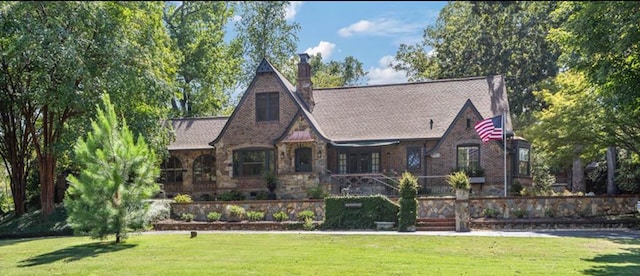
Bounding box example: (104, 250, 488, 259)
(468, 195, 639, 219)
(171, 199, 324, 222)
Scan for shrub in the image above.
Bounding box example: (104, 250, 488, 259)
(323, 195, 399, 230)
(482, 208, 499, 218)
(512, 208, 527, 218)
(247, 211, 265, 221)
(273, 211, 289, 222)
(264, 172, 278, 192)
(225, 204, 246, 221)
(218, 190, 246, 201)
(303, 217, 315, 231)
(207, 212, 222, 222)
(254, 190, 270, 200)
(296, 210, 315, 222)
(446, 171, 470, 190)
(180, 213, 195, 222)
(398, 172, 418, 232)
(173, 194, 193, 203)
(143, 200, 171, 225)
(306, 184, 329, 199)
(544, 208, 556, 218)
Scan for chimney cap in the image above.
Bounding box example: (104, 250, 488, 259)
(298, 53, 310, 63)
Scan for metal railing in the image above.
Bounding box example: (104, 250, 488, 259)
(325, 171, 454, 197)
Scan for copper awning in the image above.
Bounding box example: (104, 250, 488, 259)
(282, 130, 314, 143)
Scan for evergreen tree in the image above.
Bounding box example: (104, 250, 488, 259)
(64, 94, 160, 243)
(397, 171, 418, 232)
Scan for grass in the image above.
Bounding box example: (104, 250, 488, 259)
(0, 205, 72, 239)
(1, 233, 639, 275)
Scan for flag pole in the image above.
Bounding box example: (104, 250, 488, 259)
(503, 111, 507, 197)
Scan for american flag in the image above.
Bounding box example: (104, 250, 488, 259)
(474, 115, 503, 143)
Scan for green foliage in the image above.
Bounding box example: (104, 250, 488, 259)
(272, 211, 289, 222)
(0, 205, 73, 239)
(64, 94, 160, 243)
(163, 2, 242, 117)
(234, 1, 301, 86)
(218, 190, 246, 201)
(144, 200, 171, 225)
(264, 172, 277, 192)
(453, 166, 485, 177)
(302, 217, 315, 231)
(520, 152, 555, 196)
(394, 1, 561, 119)
(254, 190, 270, 200)
(512, 208, 527, 219)
(544, 208, 556, 218)
(398, 172, 418, 232)
(446, 171, 471, 190)
(482, 208, 499, 218)
(173, 194, 193, 203)
(323, 195, 399, 230)
(306, 184, 329, 199)
(307, 53, 367, 88)
(207, 212, 222, 222)
(614, 152, 640, 194)
(180, 213, 195, 222)
(399, 171, 419, 198)
(296, 210, 315, 222)
(225, 204, 245, 221)
(246, 211, 265, 221)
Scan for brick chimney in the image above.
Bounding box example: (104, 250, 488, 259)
(297, 53, 314, 112)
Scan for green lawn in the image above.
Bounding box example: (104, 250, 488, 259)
(1, 233, 638, 275)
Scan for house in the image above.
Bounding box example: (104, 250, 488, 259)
(161, 53, 532, 200)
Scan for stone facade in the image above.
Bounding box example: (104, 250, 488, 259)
(171, 199, 325, 222)
(164, 149, 216, 199)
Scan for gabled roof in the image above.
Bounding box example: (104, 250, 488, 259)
(310, 75, 511, 142)
(168, 117, 228, 150)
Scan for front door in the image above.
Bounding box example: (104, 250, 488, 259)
(349, 152, 371, 173)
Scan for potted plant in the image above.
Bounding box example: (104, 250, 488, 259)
(264, 172, 278, 200)
(446, 171, 471, 199)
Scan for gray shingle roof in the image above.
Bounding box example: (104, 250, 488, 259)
(310, 75, 510, 142)
(168, 117, 228, 150)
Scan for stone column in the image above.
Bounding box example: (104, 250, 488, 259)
(455, 190, 470, 232)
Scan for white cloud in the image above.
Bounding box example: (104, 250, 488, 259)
(232, 15, 242, 22)
(338, 18, 423, 37)
(304, 41, 336, 60)
(285, 1, 303, 20)
(367, 56, 408, 85)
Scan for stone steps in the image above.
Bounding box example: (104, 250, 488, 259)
(416, 218, 456, 231)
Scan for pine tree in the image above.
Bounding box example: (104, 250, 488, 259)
(64, 94, 160, 243)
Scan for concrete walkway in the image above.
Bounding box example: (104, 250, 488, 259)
(142, 229, 640, 239)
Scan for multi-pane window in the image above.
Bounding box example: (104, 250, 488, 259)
(295, 147, 312, 172)
(371, 152, 380, 173)
(256, 92, 279, 121)
(338, 153, 347, 174)
(233, 150, 275, 177)
(193, 154, 215, 182)
(161, 156, 183, 183)
(457, 145, 480, 170)
(407, 148, 421, 171)
(518, 148, 530, 176)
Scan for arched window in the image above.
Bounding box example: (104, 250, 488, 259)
(193, 154, 216, 182)
(295, 147, 312, 172)
(161, 156, 183, 183)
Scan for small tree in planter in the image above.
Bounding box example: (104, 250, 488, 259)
(446, 171, 471, 199)
(264, 172, 278, 200)
(398, 171, 418, 232)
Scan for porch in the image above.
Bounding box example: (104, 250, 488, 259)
(325, 172, 455, 197)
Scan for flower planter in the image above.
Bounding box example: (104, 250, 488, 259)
(455, 189, 470, 200)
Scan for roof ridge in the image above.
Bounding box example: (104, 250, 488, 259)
(170, 116, 229, 121)
(314, 75, 501, 91)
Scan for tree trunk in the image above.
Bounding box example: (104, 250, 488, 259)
(571, 157, 585, 193)
(606, 146, 617, 195)
(9, 171, 26, 216)
(39, 152, 56, 216)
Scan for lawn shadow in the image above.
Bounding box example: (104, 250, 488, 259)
(19, 241, 136, 267)
(581, 238, 640, 275)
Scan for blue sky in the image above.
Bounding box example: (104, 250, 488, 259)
(230, 1, 447, 85)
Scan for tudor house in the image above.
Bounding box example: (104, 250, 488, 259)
(161, 54, 532, 200)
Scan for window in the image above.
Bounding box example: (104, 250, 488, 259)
(457, 145, 480, 170)
(161, 156, 183, 183)
(193, 154, 215, 182)
(371, 152, 380, 173)
(518, 148, 530, 176)
(233, 149, 275, 177)
(256, 92, 279, 121)
(407, 148, 421, 171)
(338, 153, 347, 174)
(295, 147, 312, 172)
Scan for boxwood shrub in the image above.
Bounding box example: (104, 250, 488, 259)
(323, 195, 399, 230)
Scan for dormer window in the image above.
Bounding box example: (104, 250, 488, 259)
(256, 92, 279, 122)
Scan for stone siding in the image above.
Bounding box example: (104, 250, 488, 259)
(165, 149, 217, 198)
(417, 197, 455, 218)
(171, 199, 325, 222)
(468, 195, 639, 219)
